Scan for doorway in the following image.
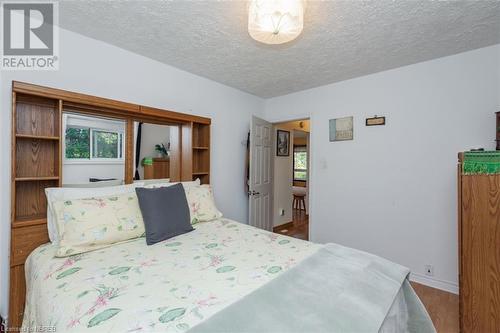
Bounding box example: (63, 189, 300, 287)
(272, 119, 310, 240)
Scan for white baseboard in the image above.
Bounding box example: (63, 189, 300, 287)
(410, 272, 459, 295)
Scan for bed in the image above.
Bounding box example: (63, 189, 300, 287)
(23, 218, 434, 333)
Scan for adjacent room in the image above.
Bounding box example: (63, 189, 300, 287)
(1, 1, 499, 333)
(273, 119, 310, 241)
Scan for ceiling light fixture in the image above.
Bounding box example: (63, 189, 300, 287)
(248, 0, 306, 45)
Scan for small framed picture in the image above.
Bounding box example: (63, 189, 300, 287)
(366, 116, 386, 126)
(329, 116, 353, 141)
(276, 130, 290, 156)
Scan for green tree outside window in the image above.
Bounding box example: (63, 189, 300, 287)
(293, 147, 307, 181)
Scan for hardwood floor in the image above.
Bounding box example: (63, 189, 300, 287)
(411, 282, 459, 333)
(273, 209, 459, 333)
(273, 209, 308, 240)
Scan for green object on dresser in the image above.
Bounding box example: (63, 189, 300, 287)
(463, 151, 500, 175)
(142, 157, 153, 166)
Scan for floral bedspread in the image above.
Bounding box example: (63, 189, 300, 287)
(23, 219, 320, 332)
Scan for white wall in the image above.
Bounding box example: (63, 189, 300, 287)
(137, 123, 171, 180)
(0, 28, 264, 318)
(265, 44, 500, 293)
(63, 164, 125, 184)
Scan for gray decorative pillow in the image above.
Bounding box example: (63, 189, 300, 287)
(135, 183, 193, 245)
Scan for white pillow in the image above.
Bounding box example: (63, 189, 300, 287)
(63, 179, 124, 188)
(45, 183, 144, 244)
(53, 192, 145, 257)
(137, 178, 170, 186)
(142, 178, 201, 189)
(184, 185, 223, 224)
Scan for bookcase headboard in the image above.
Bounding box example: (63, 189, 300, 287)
(8, 81, 211, 329)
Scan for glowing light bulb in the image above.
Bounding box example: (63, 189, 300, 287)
(248, 0, 306, 45)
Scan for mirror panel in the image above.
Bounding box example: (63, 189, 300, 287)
(62, 112, 126, 187)
(134, 122, 179, 182)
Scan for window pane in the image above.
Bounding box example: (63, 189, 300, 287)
(65, 127, 90, 159)
(92, 130, 119, 158)
(294, 170, 307, 180)
(294, 151, 307, 170)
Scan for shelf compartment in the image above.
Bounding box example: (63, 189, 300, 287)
(12, 217, 47, 229)
(15, 94, 59, 137)
(16, 134, 59, 141)
(192, 123, 210, 148)
(14, 180, 57, 222)
(193, 174, 210, 185)
(192, 149, 209, 174)
(15, 176, 59, 182)
(16, 139, 59, 178)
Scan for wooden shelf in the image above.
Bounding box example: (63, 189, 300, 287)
(8, 82, 215, 330)
(192, 123, 210, 147)
(193, 174, 210, 184)
(15, 134, 59, 141)
(15, 176, 59, 182)
(16, 139, 59, 179)
(191, 123, 210, 184)
(12, 217, 47, 228)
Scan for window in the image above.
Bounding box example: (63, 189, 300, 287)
(65, 127, 90, 159)
(92, 130, 122, 159)
(64, 114, 125, 162)
(293, 146, 307, 181)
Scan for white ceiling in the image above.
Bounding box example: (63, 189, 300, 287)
(294, 130, 307, 139)
(59, 1, 500, 98)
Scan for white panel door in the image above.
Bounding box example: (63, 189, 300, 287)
(249, 116, 273, 231)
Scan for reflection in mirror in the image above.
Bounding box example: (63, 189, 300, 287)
(62, 113, 126, 187)
(133, 122, 178, 182)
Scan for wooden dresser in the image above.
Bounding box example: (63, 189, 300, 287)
(458, 152, 500, 333)
(144, 157, 170, 179)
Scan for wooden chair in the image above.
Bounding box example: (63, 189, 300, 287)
(293, 193, 306, 211)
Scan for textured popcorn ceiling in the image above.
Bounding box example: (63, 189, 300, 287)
(59, 1, 500, 98)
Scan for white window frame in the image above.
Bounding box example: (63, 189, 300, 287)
(293, 146, 308, 181)
(63, 113, 126, 165)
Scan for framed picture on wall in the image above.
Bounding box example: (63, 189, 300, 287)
(276, 130, 290, 156)
(329, 116, 353, 141)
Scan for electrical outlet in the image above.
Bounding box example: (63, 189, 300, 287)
(280, 209, 285, 216)
(424, 265, 434, 276)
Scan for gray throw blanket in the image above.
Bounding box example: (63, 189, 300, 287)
(189, 243, 433, 333)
